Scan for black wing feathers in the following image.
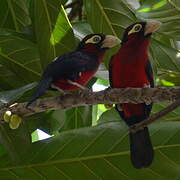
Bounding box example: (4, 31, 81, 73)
(27, 51, 98, 107)
(47, 51, 98, 81)
(108, 56, 114, 87)
(26, 76, 53, 107)
(145, 60, 154, 88)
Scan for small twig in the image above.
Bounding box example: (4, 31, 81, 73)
(130, 99, 180, 133)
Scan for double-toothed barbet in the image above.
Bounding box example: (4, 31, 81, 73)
(109, 21, 161, 168)
(27, 34, 120, 107)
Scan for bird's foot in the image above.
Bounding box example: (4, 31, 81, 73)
(25, 105, 36, 113)
(143, 84, 152, 105)
(116, 104, 123, 111)
(51, 84, 66, 94)
(144, 97, 152, 105)
(67, 80, 89, 91)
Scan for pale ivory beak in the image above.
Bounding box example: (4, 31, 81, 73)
(144, 20, 161, 36)
(101, 35, 121, 48)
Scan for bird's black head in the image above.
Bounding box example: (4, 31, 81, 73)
(77, 34, 120, 50)
(121, 21, 161, 45)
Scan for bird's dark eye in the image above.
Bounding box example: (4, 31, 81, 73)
(134, 24, 142, 32)
(93, 36, 101, 43)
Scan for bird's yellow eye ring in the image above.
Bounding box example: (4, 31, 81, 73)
(134, 24, 142, 32)
(85, 35, 102, 44)
(128, 24, 142, 35)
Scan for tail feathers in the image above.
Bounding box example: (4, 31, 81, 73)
(129, 127, 154, 169)
(26, 76, 53, 107)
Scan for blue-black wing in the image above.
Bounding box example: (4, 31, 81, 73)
(27, 51, 98, 107)
(45, 51, 98, 82)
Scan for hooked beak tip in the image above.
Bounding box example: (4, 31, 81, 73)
(144, 20, 161, 36)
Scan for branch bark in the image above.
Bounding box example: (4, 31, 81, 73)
(0, 87, 179, 120)
(130, 99, 180, 133)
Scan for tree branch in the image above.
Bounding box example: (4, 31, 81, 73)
(130, 98, 180, 133)
(0, 87, 179, 120)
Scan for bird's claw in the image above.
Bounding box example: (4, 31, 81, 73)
(143, 84, 152, 105)
(144, 97, 152, 105)
(25, 105, 36, 113)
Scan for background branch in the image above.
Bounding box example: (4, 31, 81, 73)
(130, 99, 180, 133)
(0, 87, 179, 120)
(66, 0, 83, 21)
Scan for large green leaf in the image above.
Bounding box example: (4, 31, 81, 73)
(73, 21, 93, 39)
(84, 0, 136, 37)
(0, 0, 31, 32)
(150, 39, 180, 72)
(98, 107, 120, 124)
(1, 122, 180, 179)
(36, 106, 93, 134)
(152, 103, 180, 121)
(157, 71, 180, 86)
(0, 83, 37, 108)
(64, 106, 93, 131)
(25, 106, 93, 135)
(32, 0, 76, 69)
(0, 65, 24, 90)
(0, 122, 32, 165)
(138, 0, 180, 40)
(0, 34, 41, 82)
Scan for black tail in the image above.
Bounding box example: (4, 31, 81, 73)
(129, 127, 154, 169)
(26, 76, 53, 107)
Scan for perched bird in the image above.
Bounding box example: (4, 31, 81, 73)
(109, 21, 161, 168)
(27, 34, 120, 107)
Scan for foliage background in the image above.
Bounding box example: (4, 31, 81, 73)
(0, 0, 180, 179)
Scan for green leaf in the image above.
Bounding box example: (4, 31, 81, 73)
(28, 107, 93, 135)
(64, 107, 93, 131)
(33, 0, 76, 69)
(150, 39, 180, 72)
(98, 107, 121, 124)
(73, 21, 93, 39)
(96, 78, 109, 86)
(157, 71, 180, 86)
(137, 0, 180, 40)
(0, 122, 32, 164)
(0, 83, 37, 108)
(84, 0, 136, 37)
(0, 0, 31, 32)
(0, 34, 41, 82)
(0, 65, 24, 90)
(125, 0, 140, 9)
(152, 103, 180, 121)
(1, 122, 180, 179)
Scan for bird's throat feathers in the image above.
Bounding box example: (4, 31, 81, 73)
(81, 44, 105, 62)
(119, 36, 151, 64)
